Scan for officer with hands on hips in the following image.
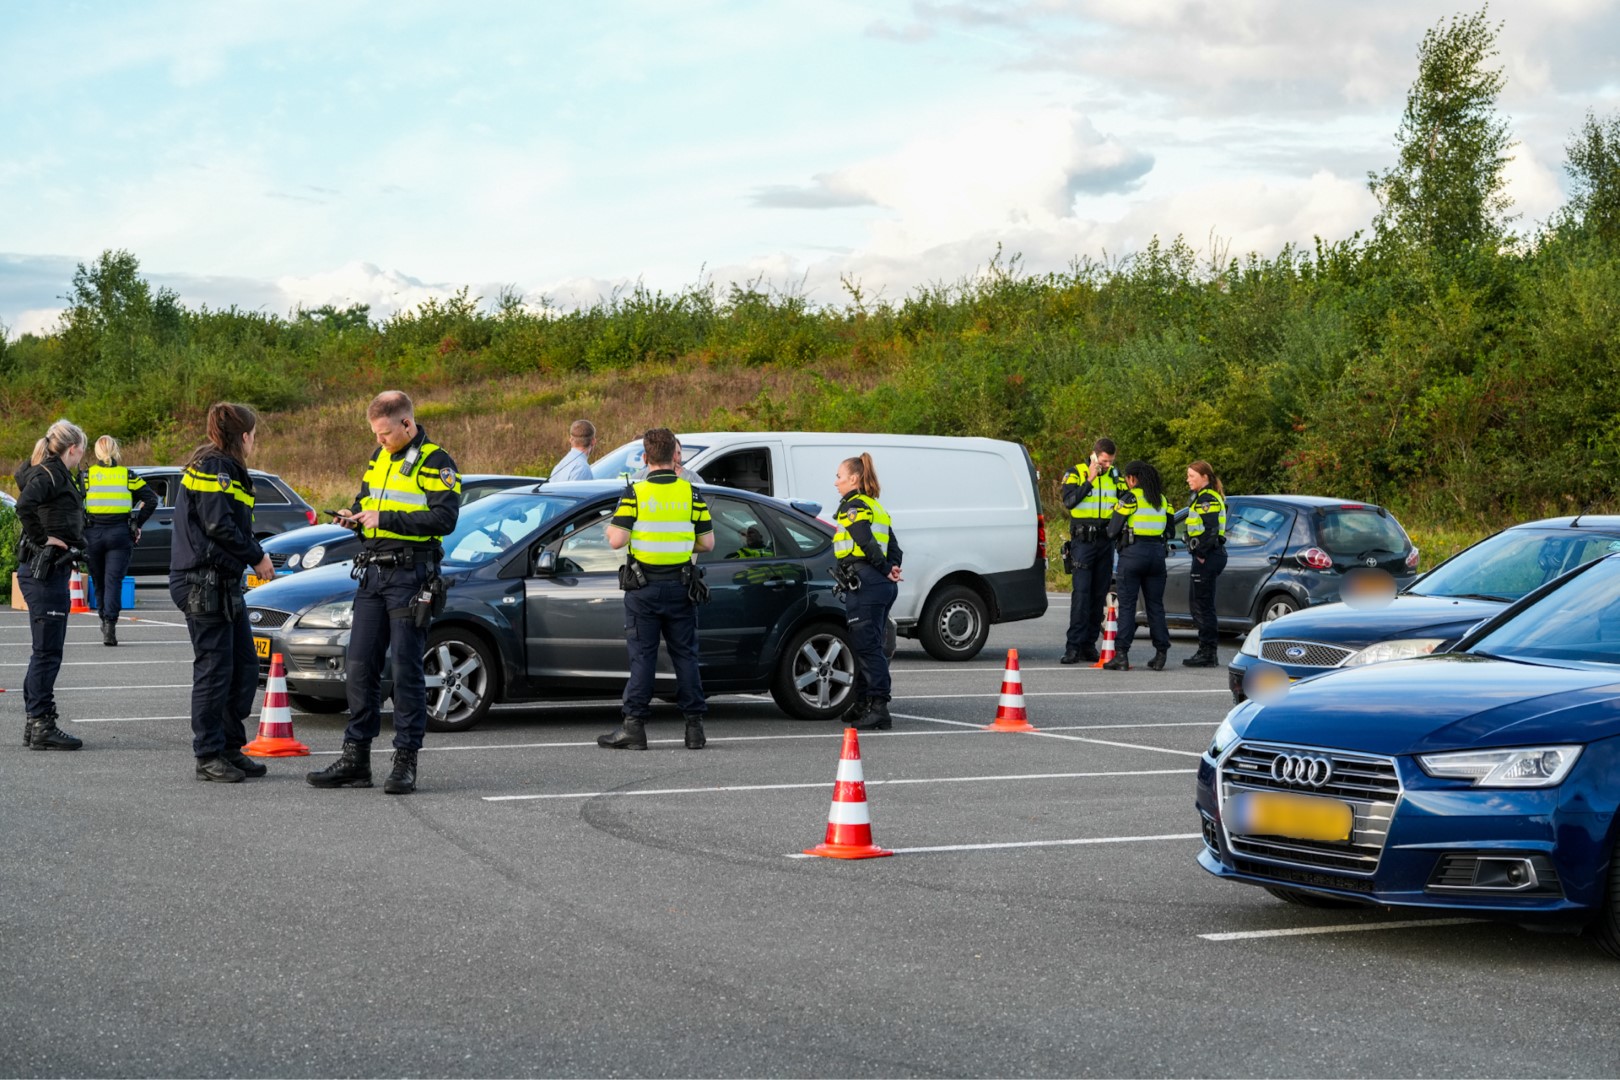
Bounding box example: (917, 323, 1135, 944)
(307, 390, 460, 795)
(597, 427, 714, 752)
(1059, 437, 1122, 665)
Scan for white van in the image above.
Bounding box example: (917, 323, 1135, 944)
(590, 432, 1049, 660)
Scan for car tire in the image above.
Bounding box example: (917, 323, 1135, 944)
(1263, 885, 1363, 909)
(1590, 833, 1620, 959)
(918, 584, 990, 661)
(771, 622, 858, 721)
(422, 627, 495, 733)
(289, 693, 347, 714)
(1258, 593, 1300, 623)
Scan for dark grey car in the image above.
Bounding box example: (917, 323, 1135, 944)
(126, 467, 316, 574)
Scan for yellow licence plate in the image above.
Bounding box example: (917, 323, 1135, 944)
(246, 574, 269, 589)
(254, 636, 271, 659)
(1227, 790, 1353, 843)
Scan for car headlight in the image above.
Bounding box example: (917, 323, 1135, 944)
(298, 600, 354, 629)
(1209, 715, 1241, 758)
(1418, 746, 1582, 787)
(303, 544, 327, 570)
(286, 553, 302, 568)
(1339, 638, 1445, 668)
(1240, 623, 1266, 657)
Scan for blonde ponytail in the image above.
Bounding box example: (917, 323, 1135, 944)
(96, 435, 120, 466)
(841, 453, 881, 499)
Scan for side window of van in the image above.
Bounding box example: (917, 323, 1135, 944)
(698, 449, 772, 496)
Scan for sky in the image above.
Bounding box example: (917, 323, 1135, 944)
(3, 0, 1618, 339)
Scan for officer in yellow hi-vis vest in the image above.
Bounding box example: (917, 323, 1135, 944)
(1182, 460, 1228, 668)
(308, 391, 460, 795)
(1104, 460, 1174, 671)
(83, 435, 158, 646)
(832, 452, 903, 731)
(597, 427, 715, 751)
(1059, 437, 1123, 665)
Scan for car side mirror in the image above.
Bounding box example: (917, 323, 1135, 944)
(534, 549, 557, 575)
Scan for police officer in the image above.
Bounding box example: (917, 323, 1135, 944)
(598, 427, 714, 751)
(169, 403, 275, 781)
(14, 420, 89, 750)
(1059, 437, 1122, 664)
(1105, 460, 1173, 671)
(832, 452, 903, 731)
(83, 435, 158, 646)
(307, 391, 460, 794)
(1182, 460, 1227, 667)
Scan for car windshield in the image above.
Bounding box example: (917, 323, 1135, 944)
(1315, 508, 1408, 557)
(442, 493, 578, 567)
(1413, 529, 1620, 601)
(1468, 555, 1620, 665)
(590, 440, 707, 481)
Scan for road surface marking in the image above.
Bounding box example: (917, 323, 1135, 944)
(1199, 918, 1481, 942)
(484, 767, 1194, 801)
(786, 832, 1201, 858)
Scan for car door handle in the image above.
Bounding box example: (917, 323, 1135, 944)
(763, 576, 785, 589)
(1267, 555, 1280, 564)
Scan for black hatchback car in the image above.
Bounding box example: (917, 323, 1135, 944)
(243, 480, 873, 729)
(126, 467, 316, 575)
(1155, 495, 1418, 631)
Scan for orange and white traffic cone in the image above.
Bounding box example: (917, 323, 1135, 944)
(1094, 591, 1120, 669)
(243, 653, 310, 757)
(803, 727, 892, 860)
(68, 569, 92, 614)
(985, 647, 1036, 731)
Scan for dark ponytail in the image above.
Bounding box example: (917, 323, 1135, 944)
(1122, 460, 1163, 510)
(186, 402, 258, 470)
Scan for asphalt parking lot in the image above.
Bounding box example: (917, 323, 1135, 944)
(4, 585, 1620, 1078)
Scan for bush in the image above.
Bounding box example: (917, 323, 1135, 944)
(0, 505, 19, 604)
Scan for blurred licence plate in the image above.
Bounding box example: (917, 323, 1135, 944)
(245, 574, 269, 589)
(254, 636, 270, 659)
(1227, 790, 1353, 843)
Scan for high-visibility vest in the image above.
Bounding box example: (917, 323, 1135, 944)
(1119, 487, 1170, 538)
(833, 494, 892, 561)
(84, 464, 148, 516)
(358, 441, 456, 543)
(623, 477, 700, 566)
(1063, 464, 1123, 520)
(1185, 489, 1227, 539)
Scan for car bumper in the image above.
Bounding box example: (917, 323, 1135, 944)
(251, 622, 351, 699)
(1226, 652, 1336, 703)
(1194, 751, 1607, 918)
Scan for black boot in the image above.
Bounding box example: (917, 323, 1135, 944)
(195, 755, 246, 783)
(842, 697, 870, 726)
(1146, 648, 1169, 671)
(1060, 650, 1082, 665)
(384, 748, 418, 794)
(1182, 647, 1218, 668)
(222, 750, 268, 778)
(852, 700, 892, 731)
(306, 739, 373, 787)
(598, 717, 647, 750)
(684, 716, 706, 750)
(101, 619, 118, 647)
(1103, 651, 1130, 671)
(27, 713, 83, 751)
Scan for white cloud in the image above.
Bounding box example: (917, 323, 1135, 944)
(13, 308, 64, 338)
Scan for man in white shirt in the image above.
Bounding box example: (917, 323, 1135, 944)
(550, 419, 596, 482)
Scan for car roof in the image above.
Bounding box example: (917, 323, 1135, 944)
(133, 465, 284, 479)
(1505, 515, 1620, 531)
(462, 474, 543, 484)
(500, 478, 825, 518)
(1232, 494, 1392, 511)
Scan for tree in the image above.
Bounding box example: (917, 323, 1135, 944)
(1369, 8, 1515, 257)
(58, 249, 181, 377)
(1561, 110, 1620, 246)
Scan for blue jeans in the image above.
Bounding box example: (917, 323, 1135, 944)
(170, 575, 257, 758)
(85, 523, 133, 622)
(1114, 542, 1170, 655)
(622, 578, 705, 720)
(19, 561, 70, 718)
(346, 561, 432, 751)
(1189, 543, 1227, 650)
(843, 577, 897, 702)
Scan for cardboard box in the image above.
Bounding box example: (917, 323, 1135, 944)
(9, 572, 24, 611)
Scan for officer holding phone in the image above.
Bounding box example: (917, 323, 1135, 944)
(307, 391, 459, 795)
(1059, 437, 1123, 665)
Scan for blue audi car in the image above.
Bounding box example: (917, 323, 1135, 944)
(1196, 552, 1620, 957)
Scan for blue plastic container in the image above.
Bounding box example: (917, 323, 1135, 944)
(84, 576, 137, 610)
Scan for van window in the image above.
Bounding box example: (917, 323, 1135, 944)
(787, 445, 1027, 511)
(591, 441, 708, 481)
(698, 449, 772, 496)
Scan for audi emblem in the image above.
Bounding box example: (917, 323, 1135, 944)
(249, 611, 262, 624)
(1271, 753, 1334, 787)
(1284, 645, 1307, 660)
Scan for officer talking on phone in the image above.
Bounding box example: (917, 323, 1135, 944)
(1059, 437, 1123, 664)
(307, 390, 459, 795)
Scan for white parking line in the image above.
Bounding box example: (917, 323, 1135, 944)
(0, 658, 193, 667)
(895, 689, 1231, 699)
(785, 832, 1201, 858)
(2, 684, 194, 692)
(484, 767, 1193, 802)
(308, 728, 987, 755)
(893, 712, 1206, 758)
(1199, 918, 1481, 942)
(0, 639, 192, 647)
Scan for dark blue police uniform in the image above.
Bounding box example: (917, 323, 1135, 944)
(15, 456, 86, 749)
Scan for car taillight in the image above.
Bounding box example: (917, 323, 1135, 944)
(305, 509, 317, 526)
(1036, 513, 1047, 563)
(1405, 547, 1420, 571)
(1298, 546, 1333, 570)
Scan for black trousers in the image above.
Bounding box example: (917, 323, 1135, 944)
(1114, 542, 1171, 655)
(1189, 544, 1228, 650)
(843, 576, 898, 702)
(85, 523, 133, 622)
(622, 578, 705, 720)
(18, 561, 70, 718)
(170, 576, 257, 758)
(1065, 534, 1114, 653)
(346, 561, 431, 751)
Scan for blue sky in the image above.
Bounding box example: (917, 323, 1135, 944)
(3, 0, 1617, 337)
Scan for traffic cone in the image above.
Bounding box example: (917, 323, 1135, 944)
(243, 653, 310, 757)
(803, 727, 892, 860)
(69, 569, 92, 614)
(985, 647, 1036, 731)
(1094, 591, 1120, 668)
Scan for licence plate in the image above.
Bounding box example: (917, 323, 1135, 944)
(246, 574, 269, 589)
(1227, 790, 1353, 843)
(254, 636, 271, 659)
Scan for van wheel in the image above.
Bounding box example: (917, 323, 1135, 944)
(1259, 593, 1300, 622)
(771, 623, 857, 720)
(289, 693, 347, 714)
(423, 628, 495, 733)
(919, 585, 989, 661)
